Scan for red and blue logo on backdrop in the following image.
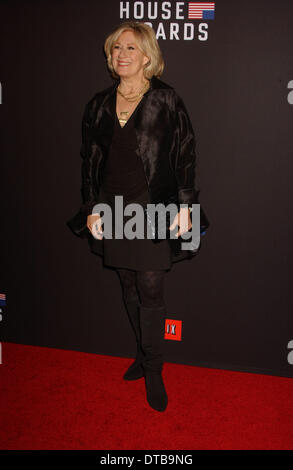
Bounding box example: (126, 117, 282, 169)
(188, 2, 215, 20)
(0, 293, 6, 307)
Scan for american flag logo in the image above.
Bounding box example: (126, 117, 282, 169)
(0, 293, 6, 306)
(188, 2, 215, 20)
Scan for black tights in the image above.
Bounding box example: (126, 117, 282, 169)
(117, 268, 166, 308)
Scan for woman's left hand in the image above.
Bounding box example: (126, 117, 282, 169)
(169, 207, 192, 238)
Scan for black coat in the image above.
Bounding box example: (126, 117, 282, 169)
(68, 75, 209, 263)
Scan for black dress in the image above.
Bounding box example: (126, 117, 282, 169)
(90, 107, 172, 271)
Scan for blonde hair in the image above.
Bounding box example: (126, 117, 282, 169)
(104, 21, 164, 79)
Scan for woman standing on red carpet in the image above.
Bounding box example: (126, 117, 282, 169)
(68, 21, 208, 412)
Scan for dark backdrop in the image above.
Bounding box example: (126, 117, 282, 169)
(1, 0, 293, 377)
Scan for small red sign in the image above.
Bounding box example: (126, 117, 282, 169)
(164, 319, 182, 341)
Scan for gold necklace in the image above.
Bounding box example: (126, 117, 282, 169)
(117, 80, 150, 102)
(119, 111, 129, 127)
(117, 80, 150, 127)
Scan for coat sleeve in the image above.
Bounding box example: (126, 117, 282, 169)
(80, 102, 99, 216)
(173, 92, 200, 206)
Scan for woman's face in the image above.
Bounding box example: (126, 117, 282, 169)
(111, 30, 149, 80)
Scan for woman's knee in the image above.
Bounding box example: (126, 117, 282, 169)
(116, 268, 138, 303)
(136, 270, 166, 308)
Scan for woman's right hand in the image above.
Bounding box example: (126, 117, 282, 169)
(87, 213, 103, 240)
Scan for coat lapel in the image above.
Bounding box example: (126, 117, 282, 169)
(102, 82, 118, 121)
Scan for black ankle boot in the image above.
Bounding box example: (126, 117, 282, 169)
(140, 305, 168, 412)
(123, 298, 144, 380)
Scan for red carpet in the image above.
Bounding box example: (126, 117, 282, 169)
(0, 342, 292, 450)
